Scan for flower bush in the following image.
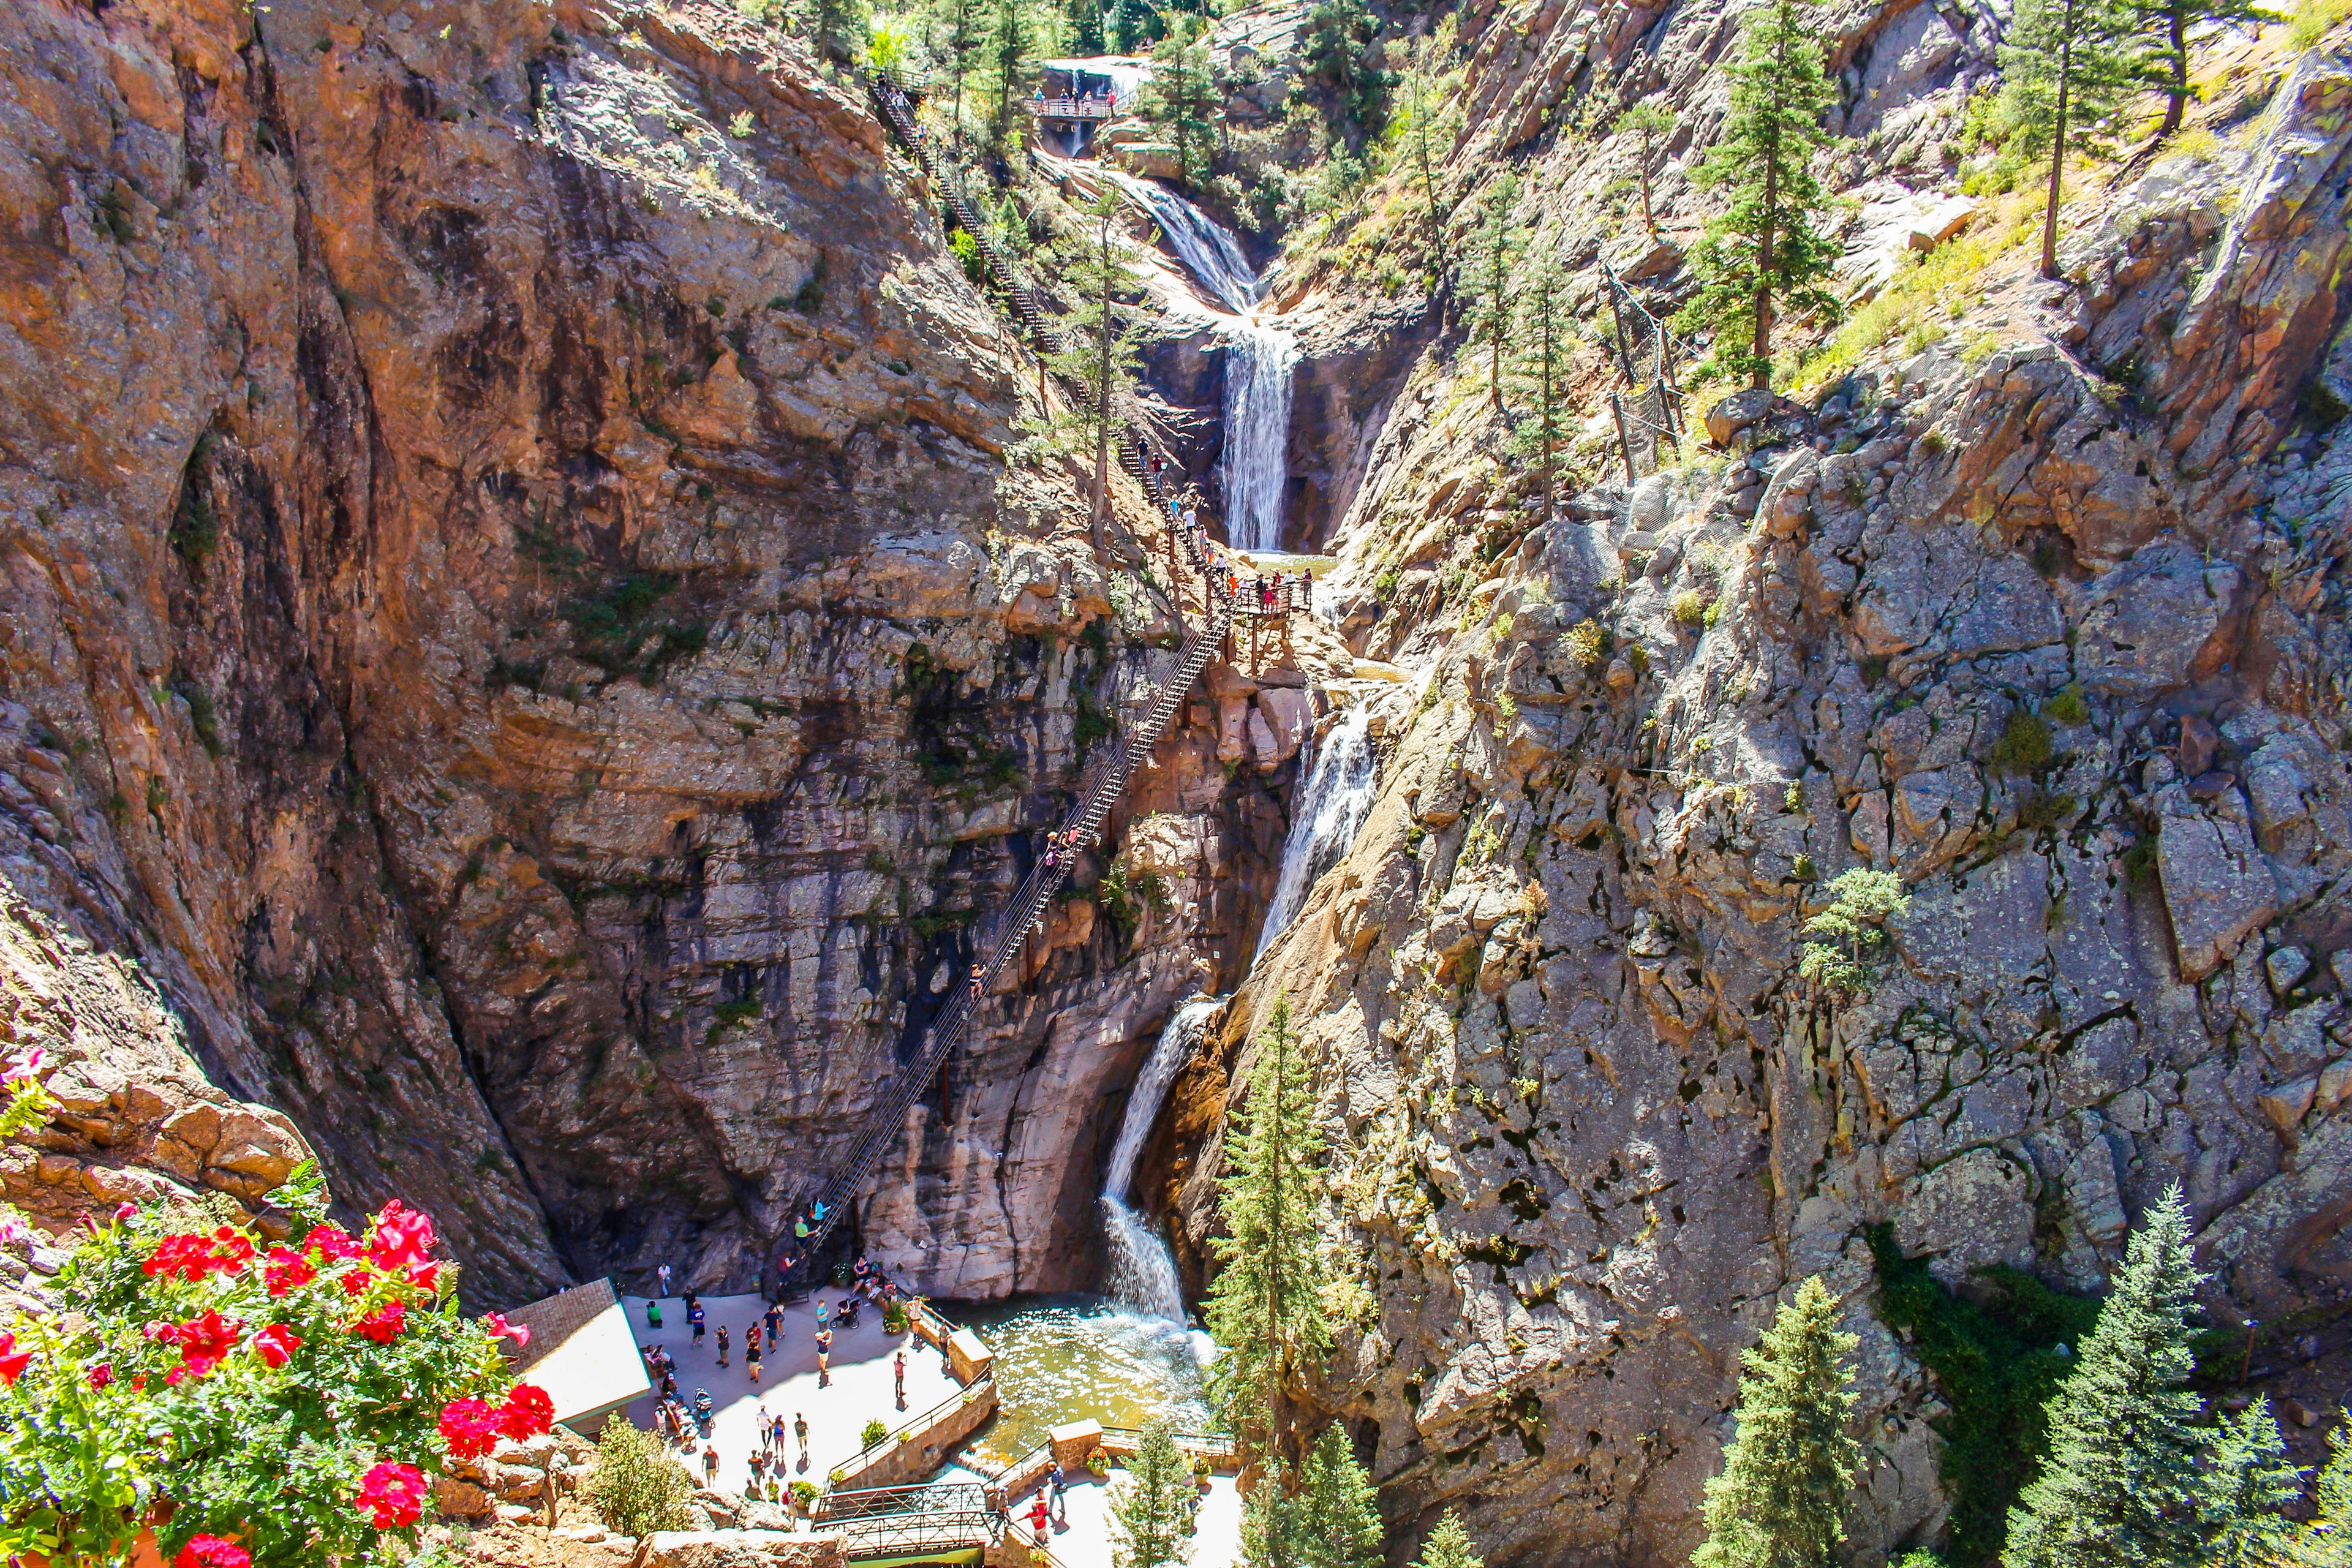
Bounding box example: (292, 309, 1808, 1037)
(0, 1165, 551, 1567)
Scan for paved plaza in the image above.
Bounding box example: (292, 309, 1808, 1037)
(1011, 1470, 1245, 1568)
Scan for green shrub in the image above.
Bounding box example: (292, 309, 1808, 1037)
(2043, 684, 2090, 726)
(1797, 868, 1910, 995)
(1987, 709, 2054, 775)
(861, 1419, 891, 1450)
(1868, 1226, 2101, 1566)
(1564, 618, 1606, 668)
(1671, 587, 1712, 627)
(588, 1420, 696, 1537)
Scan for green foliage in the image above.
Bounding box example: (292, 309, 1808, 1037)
(1458, 175, 1521, 412)
(1297, 0, 1393, 136)
(1412, 1513, 1483, 1568)
(1868, 1226, 2103, 1566)
(1098, 858, 1172, 942)
(1796, 868, 1909, 996)
(1111, 0, 1166, 50)
(2290, 0, 2352, 46)
(2006, 1186, 2212, 1568)
(586, 1419, 695, 1537)
(1205, 995, 1333, 1461)
(172, 431, 222, 575)
(1, 1189, 532, 1568)
(1992, 0, 2141, 276)
(949, 225, 988, 285)
(1693, 1276, 1860, 1568)
(2204, 1401, 2304, 1568)
(861, 1418, 891, 1449)
(2286, 1415, 2352, 1568)
(1038, 184, 1150, 538)
(1988, 709, 2056, 775)
(1299, 1425, 1382, 1568)
(1565, 619, 1606, 668)
(1621, 99, 1676, 232)
(1678, 0, 1841, 386)
(1110, 1419, 1196, 1568)
(0, 1074, 57, 1139)
(1142, 25, 1218, 187)
(1672, 587, 1713, 627)
(1389, 28, 1465, 274)
(1240, 1472, 1300, 1568)
(1505, 255, 1577, 517)
(1064, 0, 1107, 54)
(989, 0, 1037, 131)
(2044, 684, 2090, 726)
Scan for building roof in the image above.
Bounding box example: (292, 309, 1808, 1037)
(504, 1276, 650, 1430)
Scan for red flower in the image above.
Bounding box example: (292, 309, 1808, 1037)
(354, 1461, 428, 1529)
(404, 1261, 441, 1294)
(438, 1396, 502, 1460)
(114, 1201, 140, 1223)
(172, 1537, 250, 1568)
(303, 1224, 362, 1262)
(339, 1266, 376, 1297)
(480, 1311, 532, 1351)
(88, 1362, 113, 1389)
(252, 1324, 302, 1368)
(263, 1246, 315, 1297)
(496, 1382, 555, 1441)
(130, 1373, 147, 1392)
(365, 1200, 435, 1273)
(207, 1226, 254, 1275)
(349, 1303, 406, 1343)
(145, 1234, 217, 1283)
(0, 1332, 31, 1384)
(151, 1310, 242, 1381)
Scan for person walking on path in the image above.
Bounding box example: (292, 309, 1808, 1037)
(744, 1322, 762, 1384)
(815, 1326, 833, 1386)
(763, 1300, 782, 1351)
(968, 960, 985, 1001)
(703, 1447, 720, 1484)
(716, 1324, 730, 1368)
(794, 1412, 810, 1467)
(1047, 1460, 1066, 1523)
(657, 1262, 672, 1297)
(894, 1349, 907, 1408)
(687, 1293, 706, 1346)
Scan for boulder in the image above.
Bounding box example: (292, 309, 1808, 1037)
(633, 1531, 846, 1568)
(431, 1476, 495, 1520)
(1255, 688, 1310, 766)
(1110, 141, 1181, 180)
(2154, 790, 2279, 981)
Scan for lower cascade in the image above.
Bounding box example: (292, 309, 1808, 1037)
(1100, 994, 1220, 1323)
(1254, 701, 1379, 964)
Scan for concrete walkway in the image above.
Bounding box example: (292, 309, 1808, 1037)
(1009, 1471, 1243, 1568)
(618, 1292, 962, 1497)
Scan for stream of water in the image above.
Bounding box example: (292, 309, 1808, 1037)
(1107, 172, 1296, 553)
(1253, 702, 1379, 965)
(1100, 994, 1220, 1322)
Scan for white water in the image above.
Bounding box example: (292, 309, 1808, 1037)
(1253, 702, 1379, 965)
(1106, 172, 1296, 554)
(1101, 995, 1220, 1324)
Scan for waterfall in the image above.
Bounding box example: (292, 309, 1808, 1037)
(1105, 172, 1296, 555)
(1253, 703, 1379, 965)
(1101, 995, 1219, 1323)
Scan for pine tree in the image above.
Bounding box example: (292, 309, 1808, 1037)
(1692, 1276, 1860, 1568)
(1042, 183, 1148, 552)
(935, 0, 987, 145)
(2004, 1185, 2212, 1568)
(1111, 1420, 1197, 1568)
(1993, 0, 2140, 278)
(1299, 0, 1393, 137)
(1065, 0, 1107, 55)
(2285, 1414, 2352, 1568)
(1458, 173, 1520, 412)
(813, 0, 871, 64)
(1393, 30, 1464, 280)
(1300, 1425, 1383, 1568)
(990, 0, 1038, 137)
(2138, 0, 2270, 135)
(1621, 99, 1676, 233)
(1204, 994, 1333, 1463)
(1679, 0, 1840, 387)
(1242, 1473, 1305, 1568)
(2203, 1399, 2305, 1568)
(1413, 1515, 1482, 1568)
(1110, 0, 1166, 52)
(1505, 254, 1575, 521)
(1142, 23, 1219, 187)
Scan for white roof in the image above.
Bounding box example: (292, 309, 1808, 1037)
(505, 1277, 652, 1429)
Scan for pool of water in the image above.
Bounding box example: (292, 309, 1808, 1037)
(944, 1294, 1221, 1466)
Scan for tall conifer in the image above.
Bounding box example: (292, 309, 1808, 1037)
(1042, 183, 1147, 553)
(1242, 1474, 1305, 1568)
(1679, 0, 1839, 386)
(2003, 1185, 2212, 1568)
(2203, 1400, 2304, 1568)
(1111, 1420, 1197, 1568)
(1459, 174, 1520, 412)
(1414, 1515, 1483, 1568)
(1994, 0, 2139, 278)
(2285, 1415, 2352, 1568)
(1205, 995, 1332, 1463)
(1506, 254, 1575, 520)
(1692, 1276, 1860, 1568)
(1300, 1425, 1383, 1568)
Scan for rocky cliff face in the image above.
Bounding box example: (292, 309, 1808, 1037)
(1160, 10, 2352, 1568)
(0, 0, 1320, 1307)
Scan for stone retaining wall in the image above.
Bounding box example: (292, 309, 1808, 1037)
(827, 1378, 998, 1492)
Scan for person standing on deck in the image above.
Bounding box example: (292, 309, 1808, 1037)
(656, 1262, 672, 1297)
(894, 1348, 907, 1409)
(716, 1324, 730, 1368)
(686, 1292, 706, 1346)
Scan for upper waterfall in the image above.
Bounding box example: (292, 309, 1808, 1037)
(1107, 172, 1296, 554)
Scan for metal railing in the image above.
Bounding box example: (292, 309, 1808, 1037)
(827, 1376, 994, 1479)
(819, 1480, 1001, 1556)
(1029, 95, 1123, 119)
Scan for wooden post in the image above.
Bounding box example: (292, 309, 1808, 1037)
(1612, 393, 1638, 486)
(1604, 263, 1635, 383)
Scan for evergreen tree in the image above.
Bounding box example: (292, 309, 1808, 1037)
(1458, 173, 1520, 412)
(935, 0, 987, 144)
(1692, 1276, 1860, 1568)
(1413, 1515, 1482, 1568)
(2140, 0, 2271, 135)
(2203, 1400, 2304, 1568)
(1111, 0, 1167, 51)
(1204, 994, 1333, 1463)
(990, 0, 1038, 136)
(1993, 0, 2140, 278)
(1142, 22, 1219, 187)
(813, 0, 872, 64)
(1506, 254, 1575, 521)
(1065, 0, 1107, 55)
(1300, 1425, 1383, 1568)
(1042, 183, 1148, 552)
(2004, 1185, 2212, 1568)
(1242, 1473, 1306, 1568)
(1111, 1420, 1197, 1568)
(1393, 31, 1465, 278)
(2286, 1414, 2352, 1568)
(1299, 0, 1394, 137)
(1679, 0, 1839, 387)
(1621, 99, 1676, 233)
